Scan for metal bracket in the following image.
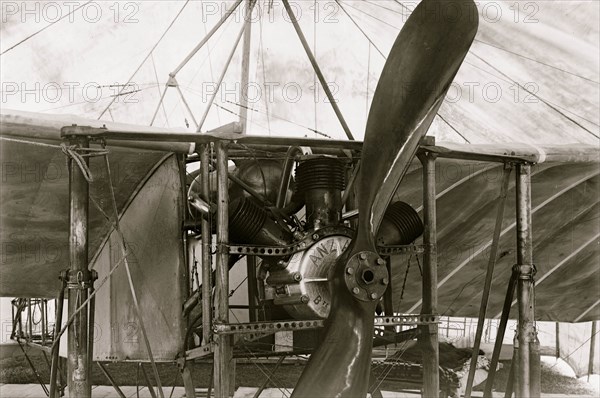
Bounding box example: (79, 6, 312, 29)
(344, 251, 388, 302)
(214, 320, 324, 335)
(374, 315, 439, 327)
(228, 226, 353, 257)
(213, 315, 438, 336)
(60, 124, 107, 138)
(512, 263, 537, 280)
(62, 269, 98, 290)
(184, 343, 214, 360)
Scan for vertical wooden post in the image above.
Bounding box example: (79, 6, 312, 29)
(200, 144, 213, 345)
(214, 142, 234, 397)
(239, 0, 252, 133)
(67, 136, 92, 398)
(418, 152, 439, 397)
(515, 163, 537, 398)
(588, 321, 597, 381)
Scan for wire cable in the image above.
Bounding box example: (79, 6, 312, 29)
(1, 1, 93, 56)
(98, 0, 190, 119)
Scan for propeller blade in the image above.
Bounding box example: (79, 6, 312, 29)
(291, 1, 478, 397)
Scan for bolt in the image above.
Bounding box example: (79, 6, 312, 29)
(359, 252, 367, 260)
(377, 258, 385, 265)
(301, 295, 309, 304)
(382, 278, 389, 285)
(346, 267, 354, 275)
(352, 287, 360, 295)
(312, 234, 319, 240)
(370, 293, 378, 300)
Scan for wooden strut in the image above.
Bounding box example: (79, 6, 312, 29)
(515, 163, 540, 398)
(464, 164, 512, 398)
(214, 141, 234, 397)
(197, 13, 252, 133)
(281, 0, 355, 141)
(149, 0, 245, 127)
(239, 0, 253, 134)
(418, 152, 439, 398)
(200, 144, 213, 345)
(66, 136, 93, 398)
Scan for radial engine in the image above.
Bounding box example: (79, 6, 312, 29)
(188, 154, 424, 320)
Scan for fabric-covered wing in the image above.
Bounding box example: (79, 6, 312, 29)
(391, 158, 599, 322)
(0, 110, 185, 298)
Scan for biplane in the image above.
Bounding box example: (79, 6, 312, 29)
(1, 0, 598, 397)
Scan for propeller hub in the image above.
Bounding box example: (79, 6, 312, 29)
(343, 251, 388, 302)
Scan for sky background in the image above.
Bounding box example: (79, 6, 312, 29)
(1, 0, 598, 144)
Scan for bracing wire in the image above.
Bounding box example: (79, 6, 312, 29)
(1, 1, 93, 56)
(98, 0, 191, 119)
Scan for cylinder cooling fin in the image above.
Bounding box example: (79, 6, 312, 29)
(229, 196, 293, 246)
(295, 157, 347, 193)
(376, 201, 424, 246)
(228, 197, 267, 243)
(295, 156, 347, 230)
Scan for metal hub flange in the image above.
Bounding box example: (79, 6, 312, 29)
(344, 251, 389, 302)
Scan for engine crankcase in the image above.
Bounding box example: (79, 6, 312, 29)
(269, 231, 351, 319)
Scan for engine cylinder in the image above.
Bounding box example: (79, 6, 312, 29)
(295, 157, 346, 230)
(229, 197, 292, 246)
(376, 201, 424, 246)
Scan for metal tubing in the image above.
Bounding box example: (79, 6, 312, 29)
(67, 136, 91, 398)
(282, 0, 354, 140)
(97, 362, 127, 398)
(465, 165, 512, 398)
(197, 9, 254, 133)
(214, 141, 234, 397)
(418, 152, 439, 397)
(200, 145, 213, 345)
(484, 271, 517, 398)
(515, 163, 535, 398)
(49, 285, 65, 398)
(276, 146, 302, 208)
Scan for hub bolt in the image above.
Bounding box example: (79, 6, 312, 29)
(352, 287, 360, 295)
(346, 267, 354, 275)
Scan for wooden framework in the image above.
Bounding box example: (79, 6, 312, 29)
(42, 127, 549, 397)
